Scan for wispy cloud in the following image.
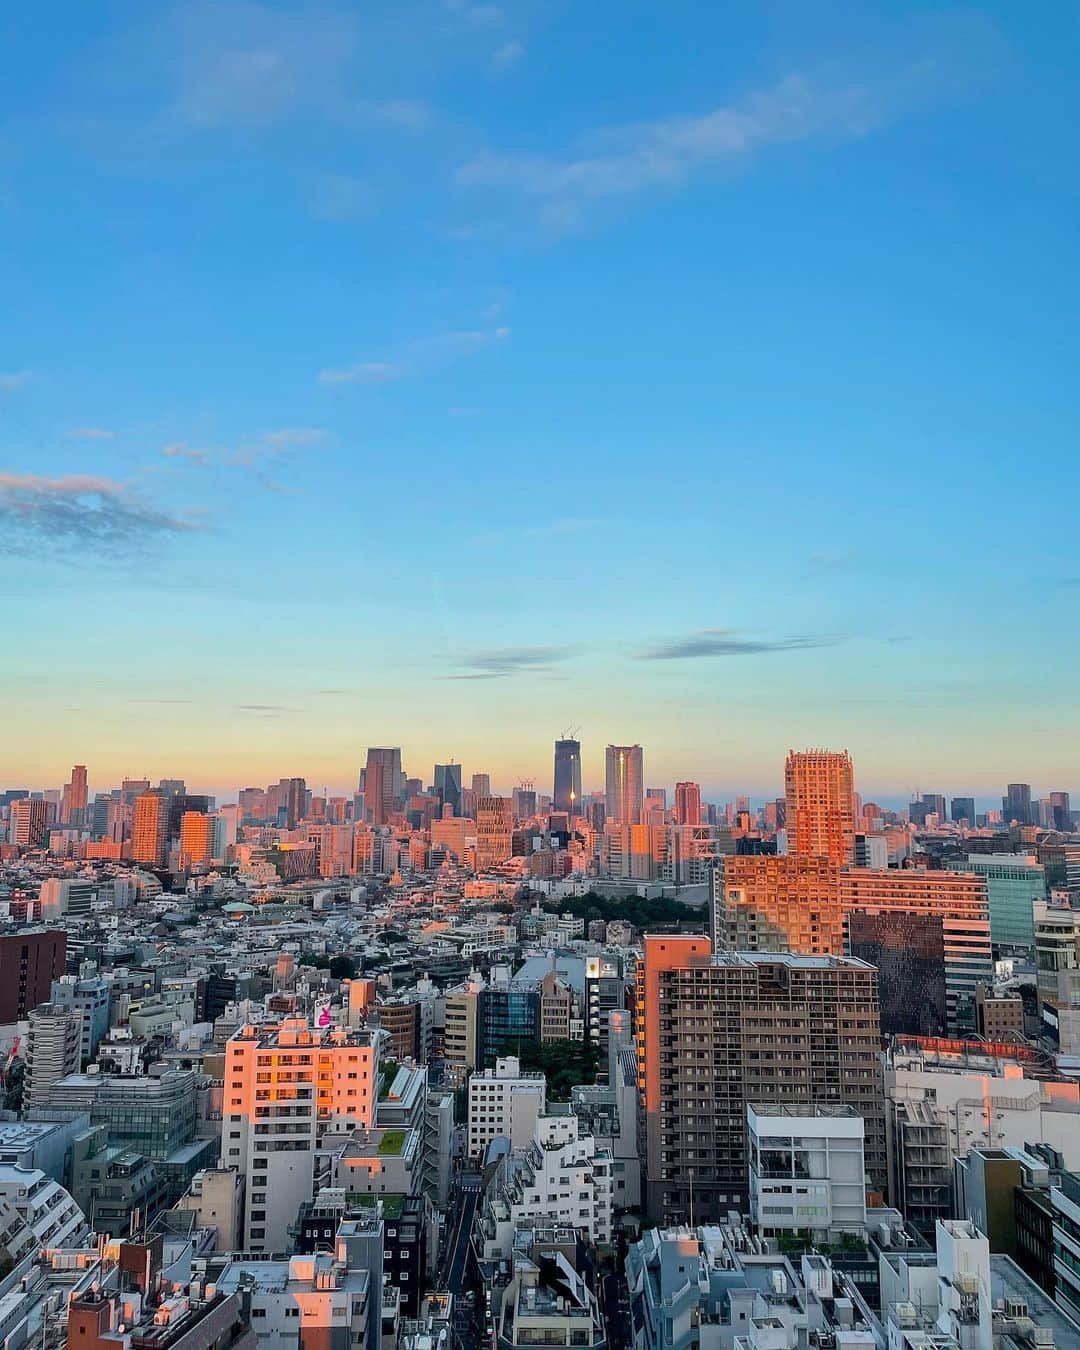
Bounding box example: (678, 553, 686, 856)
(448, 644, 580, 679)
(491, 41, 523, 71)
(163, 442, 212, 466)
(0, 372, 29, 393)
(445, 0, 503, 27)
(0, 473, 203, 558)
(318, 361, 406, 387)
(636, 628, 844, 660)
(236, 703, 292, 713)
(166, 2, 430, 135)
(308, 172, 377, 222)
(457, 72, 891, 231)
(67, 427, 115, 441)
(263, 427, 326, 448)
(319, 324, 509, 387)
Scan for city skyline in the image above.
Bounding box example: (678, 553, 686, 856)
(5, 744, 1075, 818)
(4, 4, 1079, 791)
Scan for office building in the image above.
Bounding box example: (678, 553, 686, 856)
(710, 854, 843, 956)
(363, 747, 401, 825)
(132, 790, 168, 867)
(1050, 791, 1072, 832)
(673, 781, 701, 827)
(476, 796, 513, 869)
(605, 744, 644, 825)
(945, 853, 1045, 953)
(51, 971, 110, 1063)
(784, 749, 856, 865)
(553, 738, 582, 817)
(467, 1055, 546, 1160)
(224, 1017, 381, 1251)
(8, 798, 47, 849)
(1003, 782, 1034, 826)
(840, 868, 992, 1031)
(60, 764, 88, 827)
(0, 930, 66, 1022)
(637, 937, 885, 1222)
(433, 762, 462, 816)
(951, 796, 977, 827)
(472, 772, 491, 798)
(847, 907, 948, 1037)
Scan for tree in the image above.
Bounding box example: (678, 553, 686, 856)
(329, 955, 357, 981)
(501, 1038, 600, 1101)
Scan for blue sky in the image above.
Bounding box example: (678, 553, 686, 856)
(1, 1, 1078, 802)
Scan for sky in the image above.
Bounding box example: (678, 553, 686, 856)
(1, 1, 1078, 804)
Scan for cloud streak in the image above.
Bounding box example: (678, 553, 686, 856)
(0, 372, 29, 393)
(0, 474, 202, 558)
(319, 325, 509, 387)
(448, 644, 579, 679)
(457, 72, 891, 229)
(636, 629, 844, 660)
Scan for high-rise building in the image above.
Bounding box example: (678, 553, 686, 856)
(363, 749, 401, 825)
(636, 937, 885, 1222)
(674, 781, 702, 827)
(131, 791, 168, 867)
(553, 738, 582, 817)
(840, 868, 992, 1030)
(1050, 792, 1072, 832)
(60, 765, 88, 827)
(710, 854, 843, 956)
(179, 812, 214, 869)
(224, 1017, 381, 1251)
(476, 796, 514, 870)
(784, 749, 856, 865)
(1003, 783, 1034, 826)
(8, 799, 48, 849)
(466, 1054, 546, 1159)
(471, 772, 491, 798)
(0, 931, 67, 1022)
(512, 784, 537, 819)
(951, 797, 977, 827)
(433, 763, 462, 816)
(605, 744, 644, 825)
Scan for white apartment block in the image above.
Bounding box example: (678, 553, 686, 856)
(467, 1055, 546, 1160)
(748, 1104, 867, 1243)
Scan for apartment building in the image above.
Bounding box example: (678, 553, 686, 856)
(637, 937, 885, 1224)
(467, 1055, 546, 1160)
(224, 1017, 382, 1251)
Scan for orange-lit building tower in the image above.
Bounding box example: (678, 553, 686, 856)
(131, 791, 168, 867)
(605, 745, 644, 824)
(673, 781, 702, 827)
(785, 749, 856, 865)
(224, 1017, 382, 1251)
(475, 796, 513, 869)
(61, 764, 88, 826)
(711, 854, 844, 955)
(179, 811, 213, 869)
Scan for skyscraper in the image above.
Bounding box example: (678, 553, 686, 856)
(131, 791, 168, 867)
(784, 748, 856, 865)
(471, 772, 491, 798)
(433, 763, 463, 816)
(475, 796, 514, 869)
(1050, 791, 1072, 832)
(8, 798, 48, 849)
(605, 744, 643, 825)
(951, 797, 977, 827)
(179, 812, 213, 869)
(60, 765, 88, 827)
(1002, 782, 1033, 826)
(363, 748, 402, 825)
(553, 738, 582, 817)
(673, 781, 701, 827)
